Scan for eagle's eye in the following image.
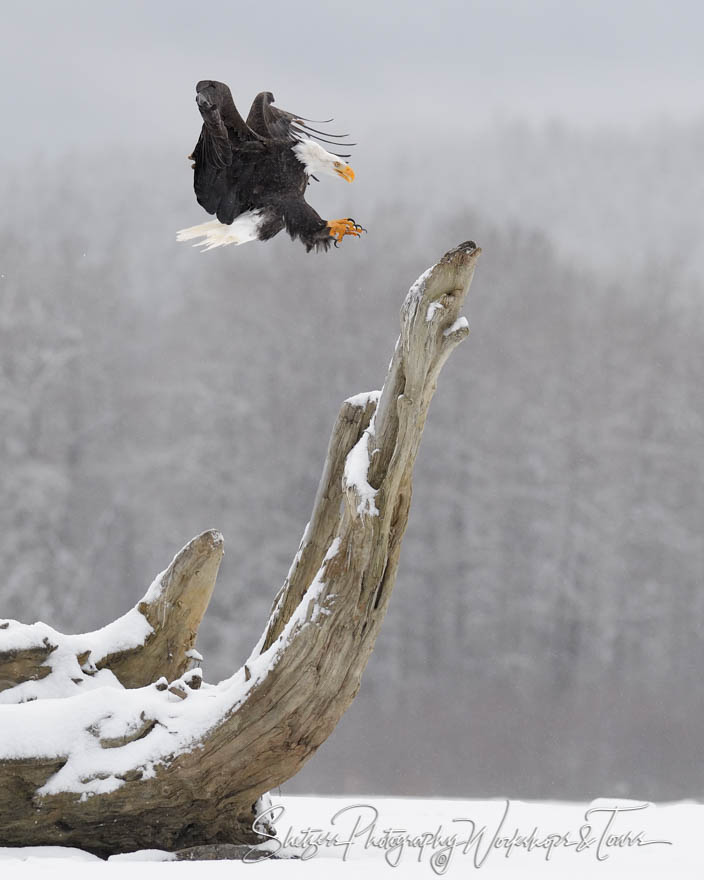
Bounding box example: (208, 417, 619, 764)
(333, 161, 343, 169)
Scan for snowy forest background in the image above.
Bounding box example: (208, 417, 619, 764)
(2, 1, 703, 803)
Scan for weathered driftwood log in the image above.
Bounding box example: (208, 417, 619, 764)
(0, 241, 480, 857)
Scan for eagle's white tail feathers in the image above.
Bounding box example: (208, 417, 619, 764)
(176, 211, 263, 251)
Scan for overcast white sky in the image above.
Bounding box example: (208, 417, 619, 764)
(1, 0, 702, 162)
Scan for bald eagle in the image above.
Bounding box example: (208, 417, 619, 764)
(176, 80, 365, 253)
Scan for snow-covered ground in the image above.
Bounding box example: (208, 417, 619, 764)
(1, 794, 701, 878)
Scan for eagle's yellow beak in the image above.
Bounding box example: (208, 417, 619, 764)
(335, 164, 355, 183)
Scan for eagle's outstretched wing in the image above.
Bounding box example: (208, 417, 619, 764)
(245, 91, 296, 141)
(190, 80, 263, 222)
(246, 91, 354, 158)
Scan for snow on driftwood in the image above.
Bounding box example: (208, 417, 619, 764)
(0, 537, 343, 799)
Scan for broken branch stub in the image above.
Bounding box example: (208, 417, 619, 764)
(0, 529, 223, 699)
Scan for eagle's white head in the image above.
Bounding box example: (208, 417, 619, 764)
(293, 139, 355, 182)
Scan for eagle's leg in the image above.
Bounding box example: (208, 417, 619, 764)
(326, 218, 366, 245)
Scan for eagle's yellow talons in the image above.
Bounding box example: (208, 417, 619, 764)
(327, 218, 365, 244)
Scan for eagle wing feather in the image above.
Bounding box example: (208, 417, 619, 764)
(191, 81, 265, 222)
(246, 91, 354, 157)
